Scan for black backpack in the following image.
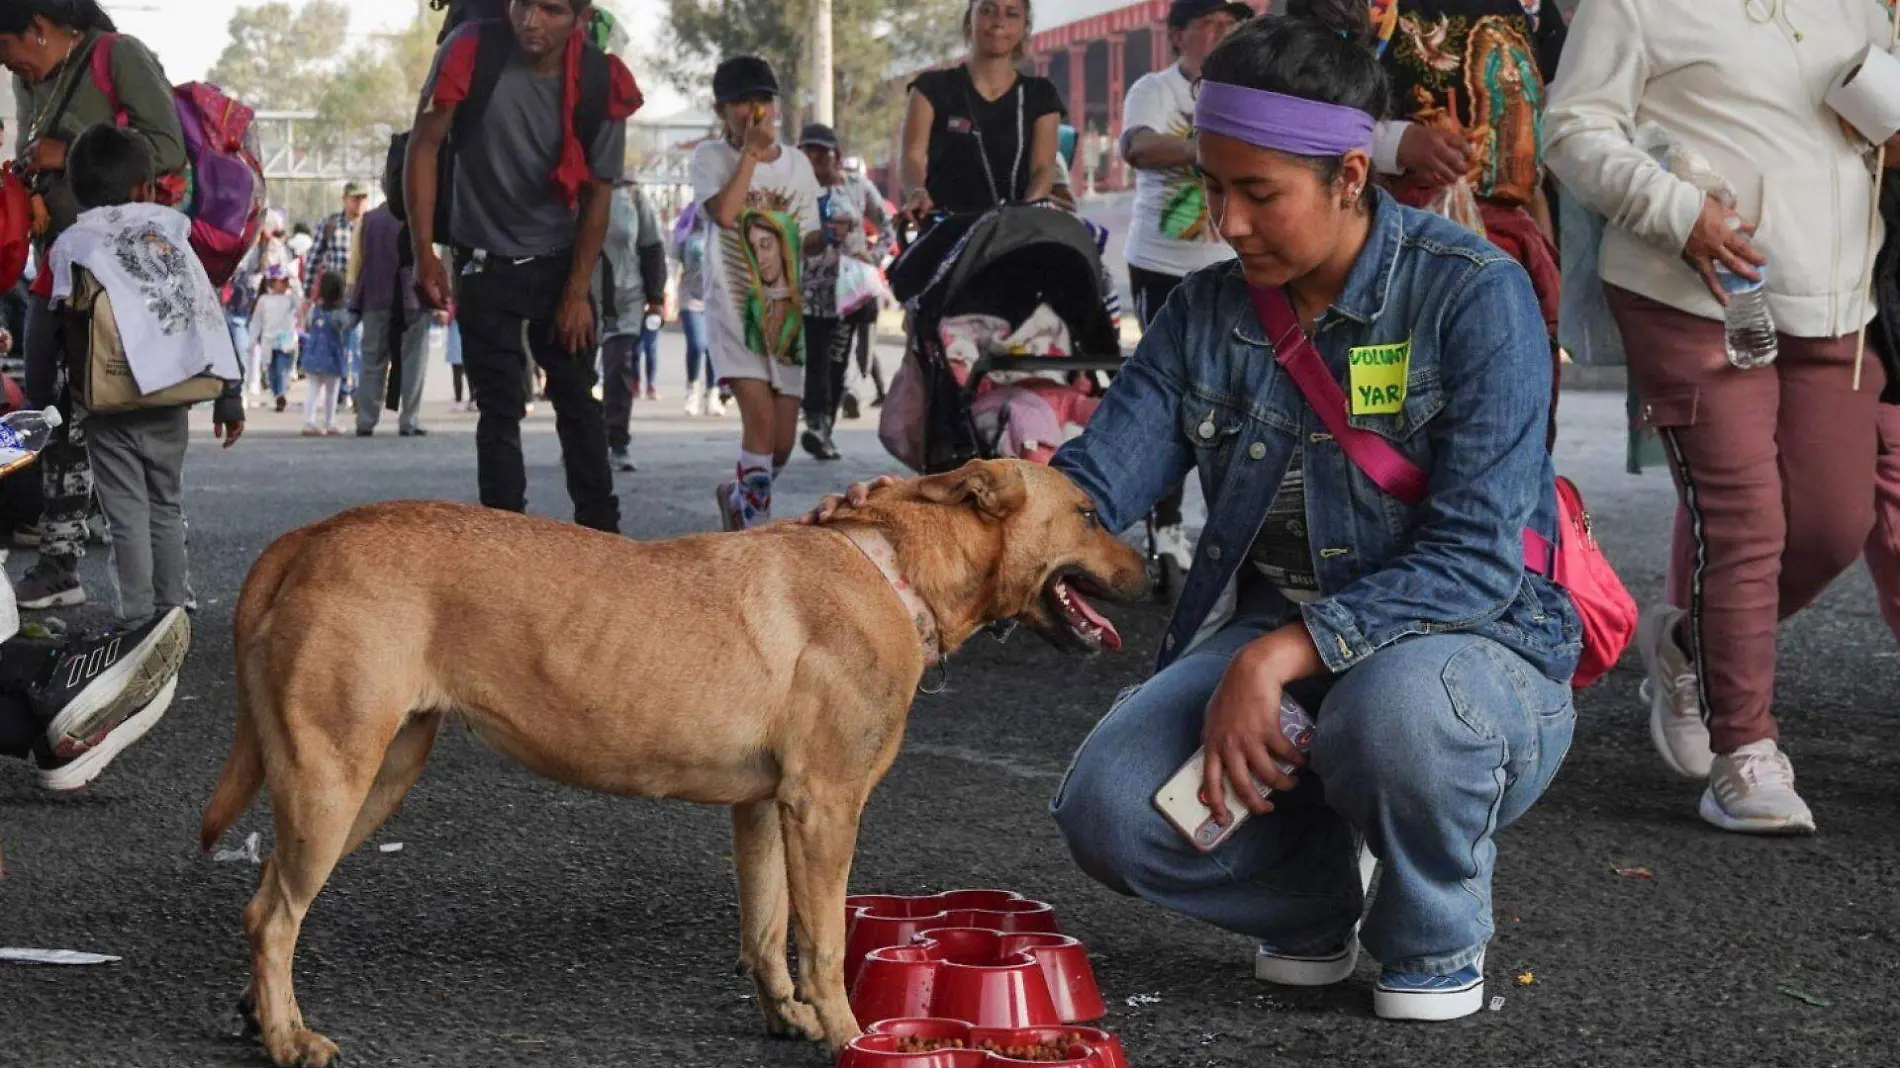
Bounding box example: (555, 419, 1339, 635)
(432, 0, 509, 43)
(384, 19, 613, 249)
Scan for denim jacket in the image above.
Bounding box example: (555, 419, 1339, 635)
(1051, 189, 1582, 682)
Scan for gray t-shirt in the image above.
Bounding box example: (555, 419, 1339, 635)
(423, 41, 626, 257)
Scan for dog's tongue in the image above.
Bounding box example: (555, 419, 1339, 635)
(1061, 580, 1122, 650)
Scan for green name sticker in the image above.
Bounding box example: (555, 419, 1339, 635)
(1348, 340, 1411, 415)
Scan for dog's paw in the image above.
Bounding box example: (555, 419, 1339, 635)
(235, 990, 261, 1036)
(266, 1027, 341, 1068)
(821, 1016, 865, 1055)
(759, 997, 823, 1043)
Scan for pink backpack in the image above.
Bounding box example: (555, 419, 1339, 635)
(90, 35, 267, 287)
(1250, 284, 1637, 689)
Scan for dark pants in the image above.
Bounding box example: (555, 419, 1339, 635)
(451, 364, 467, 403)
(601, 334, 641, 451)
(27, 293, 91, 570)
(1129, 264, 1190, 528)
(0, 636, 57, 760)
(456, 253, 620, 533)
(801, 315, 852, 428)
(847, 304, 884, 400)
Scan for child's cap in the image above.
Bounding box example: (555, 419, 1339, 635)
(713, 56, 779, 104)
(264, 265, 288, 281)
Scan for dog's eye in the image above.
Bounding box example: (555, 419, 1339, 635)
(1079, 507, 1099, 529)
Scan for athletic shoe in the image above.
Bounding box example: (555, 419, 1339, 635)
(801, 426, 842, 462)
(645, 385, 661, 401)
(684, 385, 705, 417)
(1699, 739, 1816, 835)
(1635, 605, 1713, 779)
(300, 426, 322, 437)
(1152, 523, 1195, 573)
(839, 391, 861, 421)
(716, 481, 743, 532)
(399, 427, 429, 437)
(610, 447, 638, 472)
(16, 561, 84, 609)
(38, 677, 178, 791)
(1374, 952, 1486, 1022)
(1255, 842, 1375, 986)
(1255, 943, 1359, 986)
(274, 396, 287, 412)
(356, 428, 374, 438)
(324, 427, 342, 437)
(39, 607, 191, 763)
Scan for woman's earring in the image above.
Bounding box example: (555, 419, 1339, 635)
(34, 33, 44, 46)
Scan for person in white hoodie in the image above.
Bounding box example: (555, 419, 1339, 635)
(248, 265, 301, 413)
(1545, 0, 1900, 835)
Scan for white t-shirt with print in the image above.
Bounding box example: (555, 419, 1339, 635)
(689, 141, 822, 368)
(1120, 64, 1236, 279)
(51, 203, 243, 394)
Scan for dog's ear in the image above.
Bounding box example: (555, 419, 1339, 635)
(918, 462, 1027, 519)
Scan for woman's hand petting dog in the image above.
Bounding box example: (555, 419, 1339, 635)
(803, 476, 900, 524)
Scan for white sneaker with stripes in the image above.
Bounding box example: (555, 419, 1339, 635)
(1636, 605, 1713, 779)
(1699, 739, 1816, 835)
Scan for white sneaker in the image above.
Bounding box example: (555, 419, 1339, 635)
(1152, 523, 1194, 572)
(684, 385, 705, 417)
(1636, 605, 1713, 779)
(1254, 842, 1376, 986)
(1699, 739, 1816, 835)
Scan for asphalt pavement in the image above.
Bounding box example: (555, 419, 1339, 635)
(1, 334, 1897, 1068)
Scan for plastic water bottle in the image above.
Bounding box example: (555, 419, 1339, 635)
(0, 406, 62, 478)
(1718, 264, 1778, 370)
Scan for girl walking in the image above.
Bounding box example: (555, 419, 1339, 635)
(248, 265, 299, 413)
(299, 272, 350, 436)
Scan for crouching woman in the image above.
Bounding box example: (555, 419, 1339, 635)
(1044, 8, 1579, 1022)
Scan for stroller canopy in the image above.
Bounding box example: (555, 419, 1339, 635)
(890, 205, 1120, 359)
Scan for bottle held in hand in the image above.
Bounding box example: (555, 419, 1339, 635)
(1718, 259, 1779, 370)
(0, 406, 62, 478)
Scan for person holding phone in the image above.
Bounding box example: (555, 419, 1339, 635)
(812, 4, 1576, 1024)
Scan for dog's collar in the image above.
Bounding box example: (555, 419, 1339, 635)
(836, 527, 942, 668)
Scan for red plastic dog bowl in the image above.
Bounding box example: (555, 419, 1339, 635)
(844, 1018, 1116, 1067)
(845, 890, 1062, 988)
(849, 927, 1105, 1028)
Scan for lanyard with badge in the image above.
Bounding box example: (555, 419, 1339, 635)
(958, 70, 1025, 207)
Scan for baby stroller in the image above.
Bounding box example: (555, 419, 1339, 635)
(882, 204, 1175, 599)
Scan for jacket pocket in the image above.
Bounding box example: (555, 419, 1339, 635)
(1181, 397, 1247, 465)
(1342, 364, 1445, 442)
(1636, 386, 1699, 429)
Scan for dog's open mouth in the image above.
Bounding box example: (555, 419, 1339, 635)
(1044, 572, 1122, 652)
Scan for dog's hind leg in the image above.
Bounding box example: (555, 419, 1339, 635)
(778, 785, 867, 1052)
(245, 743, 384, 1068)
(731, 800, 822, 1041)
(341, 711, 442, 856)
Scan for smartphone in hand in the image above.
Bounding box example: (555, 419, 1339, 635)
(1152, 695, 1316, 853)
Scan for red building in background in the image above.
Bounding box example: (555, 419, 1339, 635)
(1027, 0, 1268, 192)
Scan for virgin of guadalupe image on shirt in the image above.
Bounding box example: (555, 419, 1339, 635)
(1158, 113, 1215, 243)
(728, 208, 804, 366)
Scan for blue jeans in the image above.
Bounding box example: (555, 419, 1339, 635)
(633, 326, 660, 388)
(681, 307, 715, 389)
(340, 322, 364, 397)
(1051, 623, 1574, 974)
(268, 349, 295, 399)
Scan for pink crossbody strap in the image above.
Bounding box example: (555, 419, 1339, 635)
(1247, 284, 1556, 580)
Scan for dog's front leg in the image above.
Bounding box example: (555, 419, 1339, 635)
(730, 800, 823, 1041)
(778, 787, 865, 1052)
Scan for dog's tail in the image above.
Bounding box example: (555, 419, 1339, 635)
(200, 529, 307, 853)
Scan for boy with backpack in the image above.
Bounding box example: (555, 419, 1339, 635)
(48, 125, 244, 627)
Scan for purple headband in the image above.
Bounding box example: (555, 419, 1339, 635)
(1193, 80, 1375, 157)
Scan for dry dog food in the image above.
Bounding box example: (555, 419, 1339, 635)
(890, 1034, 1082, 1061)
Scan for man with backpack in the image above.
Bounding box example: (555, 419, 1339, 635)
(405, 0, 642, 533)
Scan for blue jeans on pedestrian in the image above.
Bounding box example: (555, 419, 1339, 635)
(633, 326, 660, 389)
(1050, 618, 1575, 975)
(340, 321, 363, 399)
(681, 307, 715, 389)
(268, 349, 295, 399)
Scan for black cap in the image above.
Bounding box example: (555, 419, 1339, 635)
(798, 123, 840, 151)
(1167, 0, 1256, 30)
(713, 56, 780, 104)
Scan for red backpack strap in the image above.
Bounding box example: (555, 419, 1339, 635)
(87, 32, 128, 127)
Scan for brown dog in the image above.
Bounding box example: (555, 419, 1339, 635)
(200, 459, 1148, 1067)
